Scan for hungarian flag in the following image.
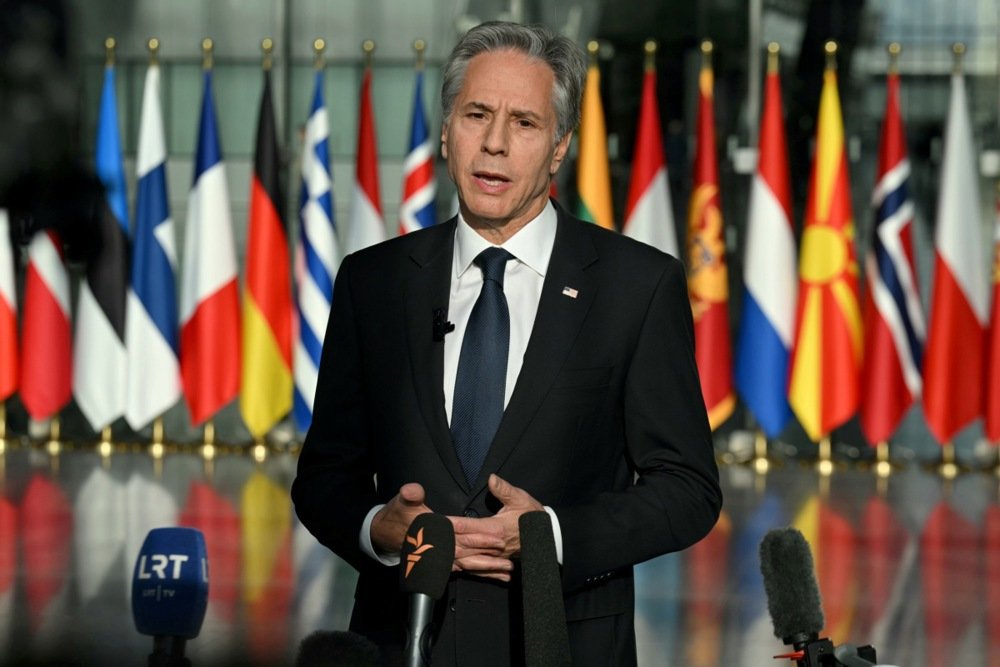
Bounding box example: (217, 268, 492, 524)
(623, 50, 678, 256)
(345, 66, 385, 253)
(74, 58, 129, 431)
(21, 230, 72, 421)
(860, 67, 925, 445)
(294, 71, 340, 432)
(126, 61, 180, 430)
(985, 189, 1000, 442)
(399, 66, 436, 235)
(787, 62, 862, 442)
(240, 69, 293, 438)
(734, 48, 796, 439)
(0, 210, 16, 402)
(180, 69, 241, 426)
(923, 68, 989, 444)
(686, 46, 734, 430)
(576, 54, 614, 230)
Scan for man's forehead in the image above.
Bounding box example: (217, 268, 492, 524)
(458, 49, 555, 106)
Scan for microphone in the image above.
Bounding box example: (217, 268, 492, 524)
(759, 527, 879, 666)
(432, 308, 454, 342)
(400, 513, 455, 667)
(131, 527, 209, 667)
(519, 511, 571, 667)
(294, 630, 382, 667)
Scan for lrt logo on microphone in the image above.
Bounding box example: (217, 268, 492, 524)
(404, 527, 435, 578)
(137, 554, 190, 580)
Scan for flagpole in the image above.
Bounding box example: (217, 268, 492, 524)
(47, 416, 61, 476)
(150, 416, 165, 479)
(414, 38, 426, 70)
(362, 38, 375, 69)
(202, 418, 216, 479)
(817, 435, 833, 476)
(261, 37, 273, 71)
(751, 428, 769, 475)
(99, 425, 113, 470)
(874, 441, 893, 478)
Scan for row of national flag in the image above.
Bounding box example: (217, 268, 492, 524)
(0, 43, 437, 438)
(577, 40, 999, 447)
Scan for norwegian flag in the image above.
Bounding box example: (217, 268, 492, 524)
(0, 210, 16, 402)
(399, 67, 436, 235)
(21, 230, 72, 420)
(345, 66, 385, 253)
(859, 68, 925, 444)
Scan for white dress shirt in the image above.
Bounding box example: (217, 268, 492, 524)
(361, 202, 564, 565)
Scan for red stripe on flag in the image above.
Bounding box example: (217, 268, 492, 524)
(695, 301, 733, 414)
(624, 70, 663, 219)
(404, 161, 434, 198)
(986, 231, 1000, 441)
(924, 254, 985, 444)
(0, 297, 16, 400)
(356, 68, 382, 215)
(246, 176, 292, 367)
(860, 286, 913, 443)
(21, 264, 71, 420)
(181, 281, 241, 425)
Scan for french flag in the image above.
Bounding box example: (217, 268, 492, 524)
(399, 67, 436, 235)
(345, 66, 385, 253)
(859, 68, 925, 445)
(734, 51, 796, 439)
(923, 68, 989, 444)
(21, 230, 72, 421)
(0, 210, 16, 402)
(179, 69, 241, 426)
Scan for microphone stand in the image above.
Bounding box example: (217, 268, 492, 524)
(149, 636, 191, 667)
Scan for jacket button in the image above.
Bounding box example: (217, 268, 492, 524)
(449, 598, 456, 612)
(463, 508, 479, 518)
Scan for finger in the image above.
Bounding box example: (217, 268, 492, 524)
(455, 531, 505, 551)
(448, 515, 503, 538)
(454, 554, 514, 574)
(398, 482, 426, 506)
(488, 474, 517, 502)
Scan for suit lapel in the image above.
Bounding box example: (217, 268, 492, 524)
(472, 212, 599, 494)
(403, 219, 469, 489)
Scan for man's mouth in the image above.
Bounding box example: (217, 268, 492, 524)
(473, 171, 510, 187)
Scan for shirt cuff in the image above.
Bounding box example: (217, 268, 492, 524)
(360, 504, 401, 566)
(543, 505, 564, 565)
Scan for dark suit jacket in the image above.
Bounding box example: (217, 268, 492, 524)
(292, 205, 722, 666)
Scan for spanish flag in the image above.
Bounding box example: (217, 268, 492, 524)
(787, 46, 862, 442)
(240, 65, 293, 438)
(686, 41, 734, 430)
(576, 42, 614, 230)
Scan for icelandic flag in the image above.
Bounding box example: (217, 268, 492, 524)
(294, 70, 340, 432)
(345, 66, 385, 253)
(179, 69, 241, 426)
(399, 68, 436, 235)
(734, 55, 796, 439)
(74, 60, 129, 430)
(126, 61, 180, 430)
(859, 68, 925, 444)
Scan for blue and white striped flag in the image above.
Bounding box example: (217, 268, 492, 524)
(74, 58, 129, 431)
(294, 71, 340, 432)
(125, 62, 180, 430)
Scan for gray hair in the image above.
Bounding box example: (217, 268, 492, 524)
(441, 21, 587, 141)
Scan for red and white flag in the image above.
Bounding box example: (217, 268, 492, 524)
(623, 57, 678, 257)
(345, 67, 385, 253)
(21, 230, 72, 420)
(923, 70, 989, 444)
(0, 210, 16, 402)
(985, 187, 1000, 442)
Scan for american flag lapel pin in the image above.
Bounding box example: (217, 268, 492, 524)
(561, 286, 579, 299)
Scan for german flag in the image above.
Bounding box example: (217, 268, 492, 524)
(240, 67, 293, 438)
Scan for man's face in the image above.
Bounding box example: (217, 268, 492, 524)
(442, 49, 571, 237)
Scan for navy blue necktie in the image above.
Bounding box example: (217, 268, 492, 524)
(452, 247, 514, 486)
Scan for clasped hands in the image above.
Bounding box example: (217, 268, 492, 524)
(370, 474, 542, 583)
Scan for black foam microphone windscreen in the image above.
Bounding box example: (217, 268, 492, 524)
(399, 513, 455, 600)
(519, 511, 571, 667)
(759, 527, 825, 644)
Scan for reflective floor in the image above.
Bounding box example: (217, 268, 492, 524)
(0, 442, 997, 666)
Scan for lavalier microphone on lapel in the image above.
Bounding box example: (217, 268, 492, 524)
(432, 308, 455, 342)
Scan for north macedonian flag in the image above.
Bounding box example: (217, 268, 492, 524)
(787, 63, 862, 442)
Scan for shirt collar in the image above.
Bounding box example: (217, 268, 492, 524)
(454, 200, 558, 279)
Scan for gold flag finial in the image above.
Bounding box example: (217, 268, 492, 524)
(887, 42, 901, 75)
(104, 37, 116, 67)
(767, 42, 780, 74)
(644, 39, 657, 73)
(952, 42, 966, 75)
(824, 40, 838, 71)
(362, 39, 375, 67)
(587, 40, 600, 66)
(700, 39, 713, 69)
(313, 38, 325, 70)
(148, 38, 160, 65)
(414, 39, 426, 70)
(261, 37, 273, 71)
(201, 38, 214, 70)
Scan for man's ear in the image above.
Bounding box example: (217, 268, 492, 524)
(549, 132, 572, 174)
(440, 123, 449, 160)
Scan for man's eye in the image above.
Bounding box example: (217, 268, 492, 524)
(517, 119, 535, 128)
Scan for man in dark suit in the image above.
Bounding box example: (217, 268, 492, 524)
(292, 21, 721, 666)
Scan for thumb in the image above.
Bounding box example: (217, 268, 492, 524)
(399, 482, 426, 506)
(488, 474, 517, 503)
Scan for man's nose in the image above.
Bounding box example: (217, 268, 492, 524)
(481, 118, 509, 155)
